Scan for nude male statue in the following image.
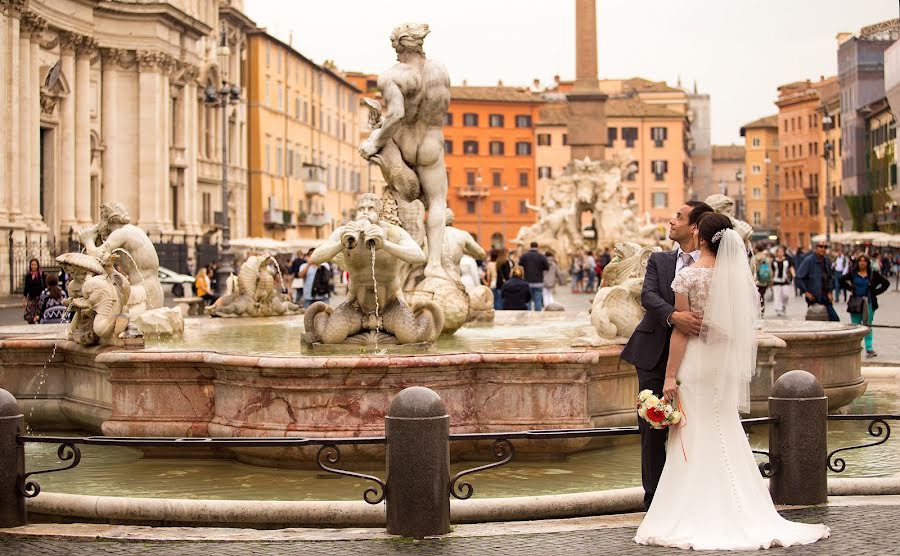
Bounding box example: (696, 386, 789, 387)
(442, 209, 486, 281)
(303, 194, 443, 345)
(78, 202, 164, 313)
(359, 22, 451, 280)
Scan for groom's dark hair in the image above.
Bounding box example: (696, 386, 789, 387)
(686, 201, 714, 226)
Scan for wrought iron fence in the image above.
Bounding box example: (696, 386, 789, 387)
(8, 231, 79, 294)
(826, 414, 900, 473)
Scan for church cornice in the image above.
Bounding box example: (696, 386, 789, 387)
(93, 1, 212, 40)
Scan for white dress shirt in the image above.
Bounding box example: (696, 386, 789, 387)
(675, 247, 700, 275)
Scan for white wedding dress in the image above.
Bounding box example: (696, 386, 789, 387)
(634, 232, 830, 551)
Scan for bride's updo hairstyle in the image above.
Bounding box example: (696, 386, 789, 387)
(697, 212, 733, 255)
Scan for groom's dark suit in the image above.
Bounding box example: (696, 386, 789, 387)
(621, 249, 679, 510)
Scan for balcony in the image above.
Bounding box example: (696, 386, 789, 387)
(803, 187, 818, 200)
(264, 209, 294, 228)
(304, 180, 327, 196)
(456, 186, 489, 198)
(297, 211, 331, 227)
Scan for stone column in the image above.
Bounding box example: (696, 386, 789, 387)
(74, 38, 95, 225)
(0, 3, 8, 220)
(137, 51, 163, 230)
(574, 0, 598, 91)
(16, 13, 31, 224)
(58, 33, 78, 232)
(28, 16, 45, 224)
(6, 2, 21, 219)
(159, 54, 174, 230)
(100, 49, 123, 205)
(567, 0, 606, 162)
(182, 66, 200, 235)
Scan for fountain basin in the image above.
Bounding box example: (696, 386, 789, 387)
(0, 314, 868, 465)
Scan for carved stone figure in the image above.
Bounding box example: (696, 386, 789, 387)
(442, 209, 486, 281)
(56, 253, 134, 347)
(303, 194, 444, 346)
(572, 242, 661, 347)
(77, 202, 164, 316)
(207, 255, 302, 317)
(705, 193, 753, 245)
(359, 22, 451, 281)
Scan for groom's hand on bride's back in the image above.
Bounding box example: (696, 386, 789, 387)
(671, 311, 703, 336)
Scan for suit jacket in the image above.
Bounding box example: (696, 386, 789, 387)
(621, 250, 678, 371)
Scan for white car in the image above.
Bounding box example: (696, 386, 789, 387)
(157, 266, 195, 297)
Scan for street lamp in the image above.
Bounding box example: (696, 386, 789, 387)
(822, 110, 835, 244)
(735, 168, 745, 220)
(204, 29, 242, 294)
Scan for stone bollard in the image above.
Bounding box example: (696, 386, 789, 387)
(768, 370, 828, 505)
(0, 388, 26, 527)
(385, 386, 450, 538)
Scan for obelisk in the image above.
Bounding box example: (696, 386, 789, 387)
(567, 0, 607, 161)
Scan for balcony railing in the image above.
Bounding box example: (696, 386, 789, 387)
(803, 187, 818, 199)
(304, 180, 327, 197)
(298, 211, 330, 227)
(263, 209, 294, 228)
(456, 186, 489, 198)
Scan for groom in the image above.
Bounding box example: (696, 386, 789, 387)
(621, 200, 713, 510)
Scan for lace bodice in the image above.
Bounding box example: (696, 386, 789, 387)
(671, 267, 714, 314)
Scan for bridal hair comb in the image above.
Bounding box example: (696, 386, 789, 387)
(711, 229, 726, 244)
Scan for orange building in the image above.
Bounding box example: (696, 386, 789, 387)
(740, 115, 780, 235)
(443, 86, 543, 250)
(775, 77, 836, 249)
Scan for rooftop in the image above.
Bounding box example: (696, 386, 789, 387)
(741, 114, 778, 130)
(449, 86, 542, 103)
(712, 144, 745, 161)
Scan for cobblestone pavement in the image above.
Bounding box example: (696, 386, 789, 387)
(0, 505, 894, 555)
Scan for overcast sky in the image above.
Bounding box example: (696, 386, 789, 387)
(245, 0, 899, 146)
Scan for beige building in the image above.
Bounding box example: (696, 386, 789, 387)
(537, 79, 694, 223)
(740, 115, 779, 235)
(0, 0, 255, 292)
(245, 32, 364, 241)
(711, 145, 746, 217)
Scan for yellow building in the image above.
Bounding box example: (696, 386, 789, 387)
(740, 115, 779, 235)
(819, 81, 845, 234)
(246, 32, 364, 241)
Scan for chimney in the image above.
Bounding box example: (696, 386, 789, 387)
(533, 78, 541, 89)
(554, 74, 561, 84)
(462, 79, 468, 86)
(497, 79, 504, 87)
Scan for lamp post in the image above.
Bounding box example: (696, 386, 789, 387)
(735, 168, 745, 221)
(204, 29, 242, 294)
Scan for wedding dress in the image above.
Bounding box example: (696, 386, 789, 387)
(634, 230, 830, 550)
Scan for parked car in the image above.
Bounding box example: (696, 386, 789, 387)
(157, 266, 195, 297)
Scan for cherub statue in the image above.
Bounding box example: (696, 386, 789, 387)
(56, 253, 132, 346)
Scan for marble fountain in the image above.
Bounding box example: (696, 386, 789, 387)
(0, 23, 868, 473)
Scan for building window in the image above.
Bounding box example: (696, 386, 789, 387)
(463, 140, 479, 154)
(489, 114, 504, 127)
(515, 141, 532, 155)
(752, 137, 760, 148)
(265, 144, 271, 173)
(538, 166, 552, 179)
(537, 133, 551, 146)
(202, 192, 211, 225)
(466, 171, 476, 186)
(519, 200, 528, 214)
(562, 134, 569, 146)
(492, 201, 502, 214)
(467, 200, 476, 214)
(652, 192, 668, 209)
(622, 127, 638, 148)
(277, 84, 282, 110)
(492, 171, 502, 187)
(489, 141, 504, 155)
(753, 212, 761, 226)
(519, 172, 529, 187)
(275, 147, 282, 176)
(515, 115, 532, 127)
(651, 160, 668, 181)
(444, 113, 453, 126)
(463, 113, 479, 127)
(607, 127, 618, 146)
(444, 140, 453, 154)
(752, 164, 761, 174)
(650, 126, 667, 147)
(753, 187, 761, 199)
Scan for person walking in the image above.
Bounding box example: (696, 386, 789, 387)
(770, 247, 794, 316)
(519, 242, 549, 311)
(299, 259, 332, 308)
(571, 252, 584, 293)
(754, 247, 772, 316)
(795, 241, 838, 321)
(289, 249, 310, 304)
(493, 250, 512, 310)
(832, 247, 849, 302)
(542, 252, 566, 306)
(584, 250, 597, 293)
(22, 258, 45, 324)
(500, 266, 532, 310)
(484, 251, 498, 304)
(840, 253, 890, 358)
(38, 273, 68, 324)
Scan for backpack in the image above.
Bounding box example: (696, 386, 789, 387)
(311, 264, 332, 297)
(756, 260, 771, 284)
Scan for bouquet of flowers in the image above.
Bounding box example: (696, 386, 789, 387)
(637, 389, 683, 429)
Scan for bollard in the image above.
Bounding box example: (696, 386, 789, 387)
(385, 386, 450, 537)
(768, 370, 828, 505)
(0, 388, 26, 527)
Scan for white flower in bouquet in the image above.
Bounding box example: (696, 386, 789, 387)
(638, 389, 654, 402)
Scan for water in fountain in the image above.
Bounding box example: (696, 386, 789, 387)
(25, 304, 75, 433)
(370, 244, 380, 351)
(110, 247, 166, 342)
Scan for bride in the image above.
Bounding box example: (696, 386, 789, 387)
(634, 213, 830, 550)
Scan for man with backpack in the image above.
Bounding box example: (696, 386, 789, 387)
(754, 246, 772, 316)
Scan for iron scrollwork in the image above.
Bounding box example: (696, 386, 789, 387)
(827, 417, 891, 473)
(316, 444, 386, 504)
(19, 441, 82, 498)
(751, 450, 777, 478)
(450, 439, 515, 500)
